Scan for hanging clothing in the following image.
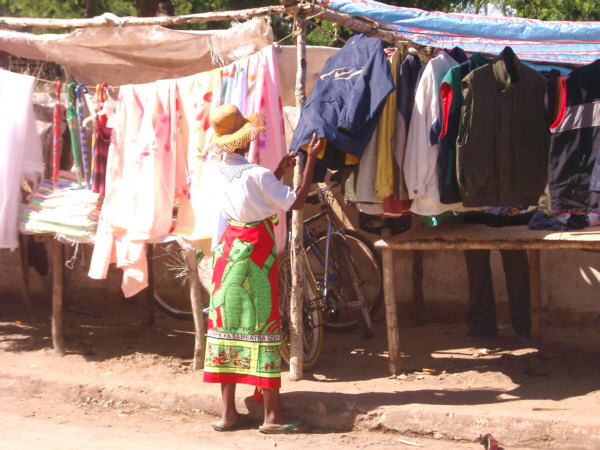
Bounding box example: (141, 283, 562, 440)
(355, 127, 384, 214)
(173, 67, 223, 243)
(89, 79, 187, 297)
(375, 48, 400, 200)
(438, 53, 490, 204)
(289, 33, 395, 178)
(456, 46, 550, 207)
(0, 71, 44, 249)
(549, 59, 600, 213)
(394, 53, 422, 202)
(403, 47, 467, 216)
(174, 46, 288, 253)
(91, 121, 112, 198)
(203, 152, 296, 389)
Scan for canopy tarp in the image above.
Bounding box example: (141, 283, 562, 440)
(0, 18, 337, 106)
(318, 0, 600, 65)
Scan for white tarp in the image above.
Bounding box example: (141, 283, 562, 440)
(0, 19, 338, 106)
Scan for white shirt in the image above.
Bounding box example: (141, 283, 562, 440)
(211, 152, 296, 223)
(404, 52, 464, 216)
(0, 71, 43, 249)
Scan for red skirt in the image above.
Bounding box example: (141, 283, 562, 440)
(203, 218, 281, 388)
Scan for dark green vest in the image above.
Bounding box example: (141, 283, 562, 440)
(456, 47, 550, 207)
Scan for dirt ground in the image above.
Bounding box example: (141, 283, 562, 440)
(1, 291, 599, 449)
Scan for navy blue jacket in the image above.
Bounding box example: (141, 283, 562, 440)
(289, 34, 395, 174)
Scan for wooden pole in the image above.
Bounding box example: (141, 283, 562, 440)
(528, 249, 542, 341)
(52, 239, 65, 356)
(412, 250, 426, 325)
(0, 4, 406, 46)
(0, 5, 291, 29)
(382, 248, 401, 375)
(180, 240, 209, 370)
(289, 14, 307, 382)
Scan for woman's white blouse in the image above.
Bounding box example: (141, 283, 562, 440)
(210, 152, 296, 223)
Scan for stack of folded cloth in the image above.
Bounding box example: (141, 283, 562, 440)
(21, 178, 102, 238)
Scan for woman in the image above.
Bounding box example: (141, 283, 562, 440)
(202, 104, 323, 433)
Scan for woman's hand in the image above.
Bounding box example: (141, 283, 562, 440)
(306, 132, 324, 159)
(274, 151, 297, 180)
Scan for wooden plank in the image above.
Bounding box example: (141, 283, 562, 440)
(52, 240, 65, 356)
(375, 224, 600, 251)
(382, 248, 401, 375)
(529, 249, 542, 341)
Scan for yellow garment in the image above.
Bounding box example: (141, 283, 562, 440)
(173, 68, 222, 241)
(299, 137, 359, 166)
(375, 49, 399, 199)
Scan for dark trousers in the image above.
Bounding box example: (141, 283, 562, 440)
(464, 250, 531, 336)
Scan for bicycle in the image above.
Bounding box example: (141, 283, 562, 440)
(278, 184, 383, 370)
(151, 238, 210, 321)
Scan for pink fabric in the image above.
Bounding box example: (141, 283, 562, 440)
(89, 79, 187, 297)
(245, 46, 288, 253)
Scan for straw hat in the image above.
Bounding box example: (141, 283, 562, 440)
(203, 104, 266, 155)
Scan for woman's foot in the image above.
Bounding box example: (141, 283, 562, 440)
(259, 418, 310, 434)
(211, 413, 254, 432)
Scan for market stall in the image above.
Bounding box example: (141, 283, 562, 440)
(2, 0, 599, 382)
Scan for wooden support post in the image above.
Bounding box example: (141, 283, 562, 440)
(382, 248, 401, 375)
(142, 244, 155, 326)
(182, 243, 209, 370)
(289, 13, 307, 381)
(52, 239, 65, 356)
(528, 249, 542, 341)
(412, 250, 425, 325)
(18, 233, 33, 314)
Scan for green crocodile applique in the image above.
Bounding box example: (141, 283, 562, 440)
(208, 237, 275, 334)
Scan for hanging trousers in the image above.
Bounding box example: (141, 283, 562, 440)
(464, 250, 531, 336)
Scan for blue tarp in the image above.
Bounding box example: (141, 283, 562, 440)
(318, 0, 600, 65)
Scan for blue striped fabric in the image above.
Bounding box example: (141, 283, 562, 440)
(318, 0, 600, 65)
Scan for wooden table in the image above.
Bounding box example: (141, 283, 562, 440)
(374, 223, 600, 376)
(19, 233, 208, 366)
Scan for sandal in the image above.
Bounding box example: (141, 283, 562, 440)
(259, 418, 310, 434)
(211, 413, 254, 432)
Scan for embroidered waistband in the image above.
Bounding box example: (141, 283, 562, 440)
(228, 214, 279, 228)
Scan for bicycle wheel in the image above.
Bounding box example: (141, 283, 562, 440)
(151, 241, 193, 320)
(331, 234, 375, 338)
(278, 251, 323, 371)
(307, 229, 382, 332)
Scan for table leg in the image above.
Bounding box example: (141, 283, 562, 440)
(52, 240, 65, 356)
(528, 249, 542, 341)
(382, 248, 401, 375)
(183, 246, 208, 370)
(18, 233, 33, 314)
(142, 244, 155, 326)
(412, 250, 425, 325)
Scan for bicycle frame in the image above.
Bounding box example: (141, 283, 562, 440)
(286, 185, 364, 320)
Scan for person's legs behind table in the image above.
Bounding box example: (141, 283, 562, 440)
(499, 249, 531, 340)
(464, 250, 498, 340)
